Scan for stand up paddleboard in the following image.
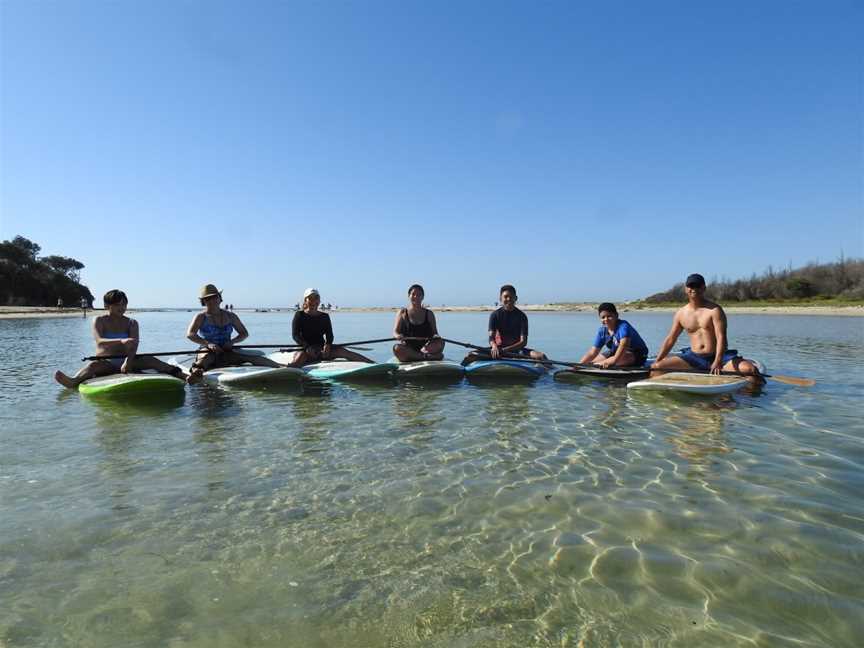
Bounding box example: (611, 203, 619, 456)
(626, 372, 749, 395)
(79, 372, 186, 397)
(302, 360, 396, 381)
(464, 359, 546, 379)
(554, 365, 651, 382)
(172, 352, 308, 385)
(389, 357, 464, 380)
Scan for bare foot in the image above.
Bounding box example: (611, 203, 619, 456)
(186, 366, 204, 384)
(54, 371, 78, 389)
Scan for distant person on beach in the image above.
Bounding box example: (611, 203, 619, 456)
(579, 303, 649, 367)
(186, 284, 284, 381)
(392, 284, 445, 362)
(290, 288, 373, 366)
(56, 297, 63, 309)
(461, 284, 547, 365)
(54, 289, 190, 389)
(651, 273, 763, 383)
(80, 297, 88, 317)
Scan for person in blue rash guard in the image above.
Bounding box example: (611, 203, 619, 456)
(579, 303, 649, 368)
(461, 284, 548, 365)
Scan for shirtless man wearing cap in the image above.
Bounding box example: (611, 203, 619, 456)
(290, 288, 373, 366)
(186, 284, 284, 381)
(651, 274, 762, 383)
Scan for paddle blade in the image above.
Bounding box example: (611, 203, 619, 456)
(768, 374, 816, 387)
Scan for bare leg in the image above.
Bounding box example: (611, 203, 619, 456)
(54, 360, 116, 389)
(291, 348, 321, 368)
(393, 343, 424, 363)
(134, 356, 190, 381)
(220, 351, 283, 368)
(330, 346, 373, 363)
(529, 349, 548, 361)
(187, 351, 220, 383)
(725, 357, 764, 385)
(649, 355, 693, 378)
(606, 350, 638, 367)
(421, 338, 445, 360)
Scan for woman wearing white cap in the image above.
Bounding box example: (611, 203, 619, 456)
(291, 288, 373, 366)
(186, 283, 284, 381)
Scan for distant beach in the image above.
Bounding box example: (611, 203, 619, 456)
(2, 303, 863, 320)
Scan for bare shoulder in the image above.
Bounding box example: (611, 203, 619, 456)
(706, 301, 726, 318)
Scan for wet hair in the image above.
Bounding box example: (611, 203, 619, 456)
(499, 284, 517, 297)
(103, 289, 128, 306)
(408, 284, 425, 298)
(598, 302, 617, 315)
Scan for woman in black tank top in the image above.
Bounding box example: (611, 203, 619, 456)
(392, 284, 445, 362)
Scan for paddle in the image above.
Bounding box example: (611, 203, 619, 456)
(441, 338, 815, 387)
(278, 337, 405, 352)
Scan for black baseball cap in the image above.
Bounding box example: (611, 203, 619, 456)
(685, 273, 706, 288)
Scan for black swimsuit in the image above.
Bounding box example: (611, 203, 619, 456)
(398, 309, 435, 351)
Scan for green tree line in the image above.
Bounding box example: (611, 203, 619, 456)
(0, 235, 95, 306)
(643, 257, 864, 304)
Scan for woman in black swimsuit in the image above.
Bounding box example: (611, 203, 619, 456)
(291, 288, 373, 366)
(392, 284, 445, 362)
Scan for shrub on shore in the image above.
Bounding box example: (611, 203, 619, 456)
(642, 257, 864, 304)
(0, 235, 94, 307)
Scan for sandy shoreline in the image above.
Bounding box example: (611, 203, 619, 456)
(2, 304, 863, 320)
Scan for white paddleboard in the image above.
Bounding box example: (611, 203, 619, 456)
(627, 372, 749, 395)
(172, 352, 306, 385)
(389, 357, 464, 379)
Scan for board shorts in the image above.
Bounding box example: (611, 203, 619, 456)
(677, 347, 740, 370)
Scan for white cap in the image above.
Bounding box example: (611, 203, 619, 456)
(303, 287, 320, 299)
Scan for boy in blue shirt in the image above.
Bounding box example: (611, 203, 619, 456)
(579, 303, 649, 368)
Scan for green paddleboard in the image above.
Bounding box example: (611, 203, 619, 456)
(79, 373, 186, 397)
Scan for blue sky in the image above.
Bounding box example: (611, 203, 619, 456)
(1, 1, 861, 307)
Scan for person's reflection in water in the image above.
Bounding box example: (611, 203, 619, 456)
(475, 382, 537, 446)
(285, 381, 335, 447)
(90, 394, 185, 512)
(391, 382, 450, 443)
(662, 399, 736, 475)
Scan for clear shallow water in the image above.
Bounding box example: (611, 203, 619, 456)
(1, 311, 863, 647)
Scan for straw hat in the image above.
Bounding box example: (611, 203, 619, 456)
(199, 284, 222, 299)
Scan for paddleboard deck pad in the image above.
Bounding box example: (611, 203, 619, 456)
(464, 360, 546, 379)
(79, 373, 186, 397)
(627, 372, 749, 395)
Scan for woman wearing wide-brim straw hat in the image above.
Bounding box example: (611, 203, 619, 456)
(185, 283, 284, 382)
(290, 288, 373, 366)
